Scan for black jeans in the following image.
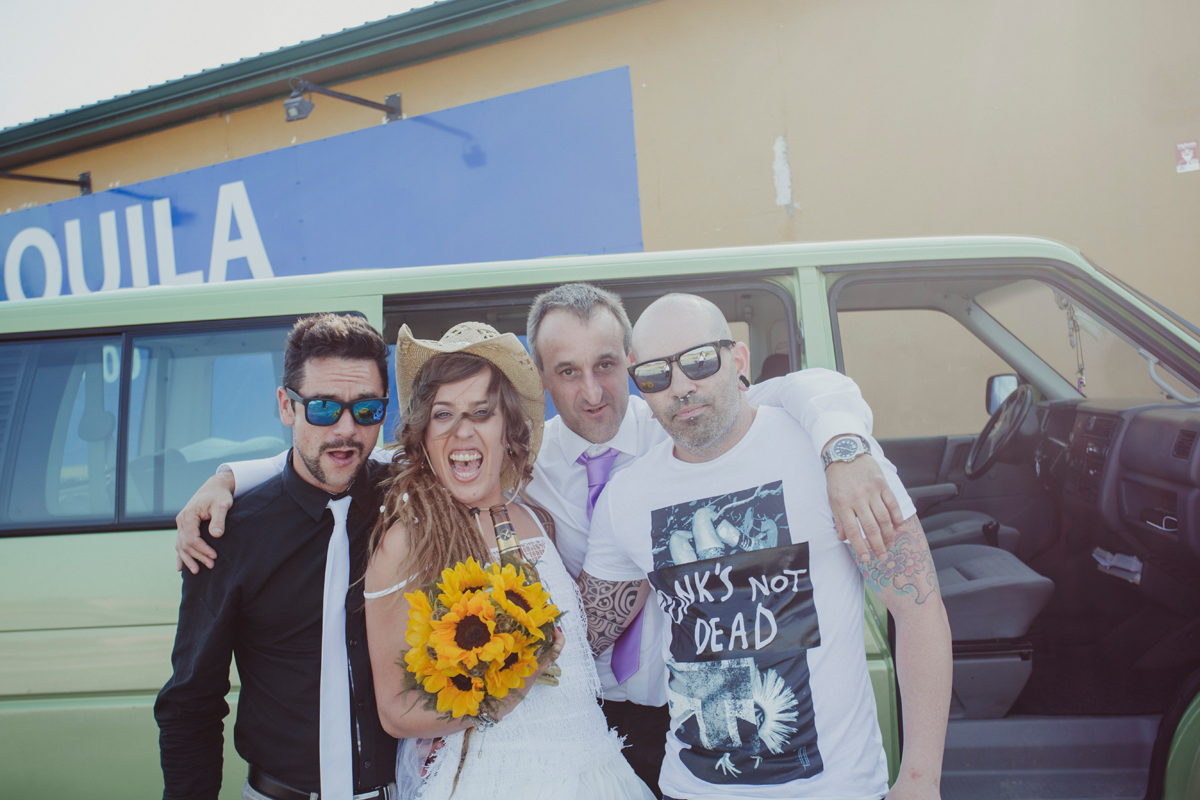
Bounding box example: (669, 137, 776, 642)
(600, 699, 671, 799)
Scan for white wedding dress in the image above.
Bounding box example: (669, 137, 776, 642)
(407, 521, 654, 800)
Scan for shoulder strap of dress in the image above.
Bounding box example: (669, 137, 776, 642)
(363, 578, 407, 599)
(527, 504, 556, 544)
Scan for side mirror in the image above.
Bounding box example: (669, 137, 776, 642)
(986, 374, 1019, 415)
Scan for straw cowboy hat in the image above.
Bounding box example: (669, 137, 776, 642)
(395, 322, 545, 490)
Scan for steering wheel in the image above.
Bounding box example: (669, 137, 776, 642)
(965, 384, 1035, 479)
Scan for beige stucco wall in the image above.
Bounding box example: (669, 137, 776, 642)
(4, 0, 1198, 435)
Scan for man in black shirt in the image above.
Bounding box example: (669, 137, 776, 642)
(156, 314, 398, 800)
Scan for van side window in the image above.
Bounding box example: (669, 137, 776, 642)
(124, 326, 291, 519)
(838, 309, 1010, 438)
(0, 337, 122, 529)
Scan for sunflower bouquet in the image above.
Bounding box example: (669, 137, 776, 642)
(402, 557, 561, 719)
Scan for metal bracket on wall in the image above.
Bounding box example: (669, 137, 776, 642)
(0, 170, 91, 195)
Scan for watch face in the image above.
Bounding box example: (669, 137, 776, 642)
(832, 437, 861, 460)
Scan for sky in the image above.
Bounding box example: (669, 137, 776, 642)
(0, 0, 430, 131)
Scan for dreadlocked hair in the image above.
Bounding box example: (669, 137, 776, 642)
(371, 352, 536, 589)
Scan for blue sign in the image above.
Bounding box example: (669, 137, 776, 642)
(1, 68, 642, 302)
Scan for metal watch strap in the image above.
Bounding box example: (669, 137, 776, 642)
(822, 434, 871, 469)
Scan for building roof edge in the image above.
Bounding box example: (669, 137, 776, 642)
(0, 0, 648, 170)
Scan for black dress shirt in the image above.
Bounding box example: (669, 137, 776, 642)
(155, 455, 397, 800)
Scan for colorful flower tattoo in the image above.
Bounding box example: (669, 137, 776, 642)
(858, 517, 939, 604)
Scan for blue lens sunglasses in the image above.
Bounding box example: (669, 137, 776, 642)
(285, 387, 388, 426)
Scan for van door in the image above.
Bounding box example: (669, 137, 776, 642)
(0, 322, 293, 800)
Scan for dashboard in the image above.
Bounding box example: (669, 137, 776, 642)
(1035, 397, 1200, 613)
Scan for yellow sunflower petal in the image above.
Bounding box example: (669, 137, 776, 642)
(437, 558, 492, 607)
(484, 635, 541, 698)
(403, 644, 438, 680)
(403, 590, 436, 649)
(488, 568, 559, 638)
(430, 591, 506, 669)
(435, 671, 484, 718)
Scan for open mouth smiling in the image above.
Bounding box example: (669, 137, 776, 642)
(449, 450, 483, 480)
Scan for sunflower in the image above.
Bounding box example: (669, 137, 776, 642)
(487, 564, 559, 638)
(436, 557, 492, 607)
(403, 589, 436, 651)
(432, 668, 487, 718)
(430, 590, 515, 669)
(403, 640, 439, 682)
(484, 631, 541, 699)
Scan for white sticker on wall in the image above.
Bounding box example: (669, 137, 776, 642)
(1178, 141, 1199, 173)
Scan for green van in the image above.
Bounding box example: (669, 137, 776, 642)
(1, 235, 1198, 799)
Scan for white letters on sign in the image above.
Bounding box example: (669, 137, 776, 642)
(208, 181, 274, 282)
(3, 181, 278, 300)
(155, 198, 202, 285)
(64, 216, 121, 296)
(4, 227, 63, 301)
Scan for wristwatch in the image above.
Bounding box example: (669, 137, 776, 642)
(821, 434, 871, 469)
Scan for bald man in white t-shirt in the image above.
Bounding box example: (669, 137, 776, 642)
(578, 293, 952, 800)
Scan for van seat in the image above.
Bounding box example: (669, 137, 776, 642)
(922, 510, 1019, 554)
(934, 544, 1054, 719)
(934, 544, 1053, 641)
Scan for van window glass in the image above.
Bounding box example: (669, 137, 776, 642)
(0, 337, 122, 530)
(385, 344, 401, 443)
(839, 309, 1010, 439)
(124, 326, 291, 519)
(975, 279, 1196, 401)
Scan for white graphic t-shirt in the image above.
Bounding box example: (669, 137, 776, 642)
(583, 407, 915, 800)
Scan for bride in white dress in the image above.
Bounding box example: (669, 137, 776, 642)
(363, 324, 653, 800)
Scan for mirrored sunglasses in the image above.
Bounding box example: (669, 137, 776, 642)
(285, 387, 388, 426)
(627, 340, 735, 394)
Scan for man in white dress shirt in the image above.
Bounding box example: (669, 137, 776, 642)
(175, 284, 905, 797)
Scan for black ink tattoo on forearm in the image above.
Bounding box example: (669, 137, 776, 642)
(577, 572, 643, 657)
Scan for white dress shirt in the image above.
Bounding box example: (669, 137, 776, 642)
(222, 368, 874, 708)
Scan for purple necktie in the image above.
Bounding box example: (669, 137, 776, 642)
(578, 447, 620, 521)
(577, 447, 643, 684)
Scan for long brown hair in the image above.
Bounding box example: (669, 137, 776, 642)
(371, 351, 536, 588)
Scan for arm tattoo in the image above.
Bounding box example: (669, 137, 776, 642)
(856, 515, 940, 605)
(578, 572, 643, 657)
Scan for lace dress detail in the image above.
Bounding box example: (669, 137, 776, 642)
(416, 529, 641, 800)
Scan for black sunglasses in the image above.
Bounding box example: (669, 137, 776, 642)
(627, 340, 735, 394)
(285, 387, 388, 427)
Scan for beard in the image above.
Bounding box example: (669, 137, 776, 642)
(298, 437, 367, 488)
(659, 374, 743, 455)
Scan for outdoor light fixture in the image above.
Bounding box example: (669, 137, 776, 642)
(283, 91, 315, 121)
(0, 171, 91, 195)
(284, 79, 402, 123)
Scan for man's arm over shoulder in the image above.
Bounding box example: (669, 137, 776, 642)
(176, 447, 390, 573)
(748, 367, 872, 453)
(578, 481, 650, 656)
(174, 450, 287, 573)
(752, 369, 909, 560)
(857, 514, 952, 799)
(155, 540, 239, 799)
(176, 451, 297, 573)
